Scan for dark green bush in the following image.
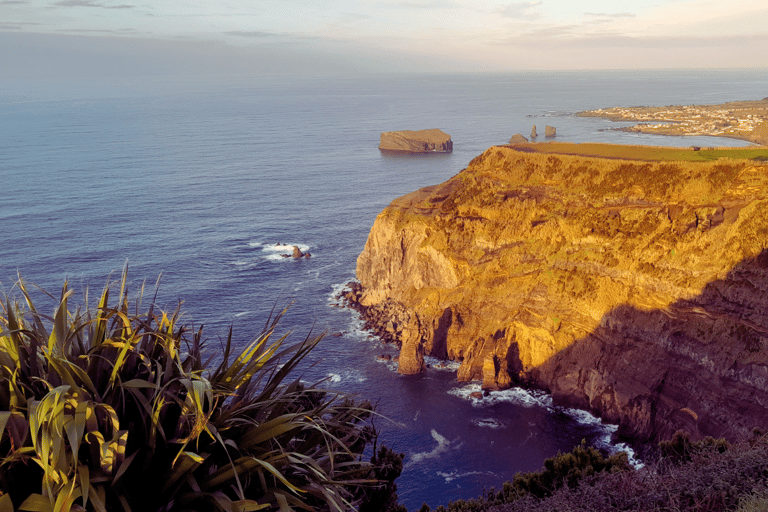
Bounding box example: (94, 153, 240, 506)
(504, 440, 631, 501)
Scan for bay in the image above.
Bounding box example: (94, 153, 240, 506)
(1, 69, 765, 509)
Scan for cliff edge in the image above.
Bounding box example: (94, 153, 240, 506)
(354, 144, 768, 442)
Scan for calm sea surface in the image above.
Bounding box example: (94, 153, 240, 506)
(1, 69, 766, 509)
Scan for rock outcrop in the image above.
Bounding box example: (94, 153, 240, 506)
(531, 125, 538, 139)
(379, 129, 453, 153)
(354, 145, 768, 442)
(750, 121, 768, 146)
(545, 125, 556, 137)
(508, 134, 529, 144)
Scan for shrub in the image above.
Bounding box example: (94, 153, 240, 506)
(0, 270, 400, 511)
(658, 430, 730, 465)
(503, 440, 631, 501)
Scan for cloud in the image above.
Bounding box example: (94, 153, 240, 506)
(52, 0, 135, 7)
(0, 21, 42, 30)
(584, 12, 636, 18)
(394, 1, 461, 8)
(57, 27, 137, 33)
(224, 30, 276, 38)
(0, 1, 28, 4)
(499, 1, 542, 19)
(490, 30, 768, 51)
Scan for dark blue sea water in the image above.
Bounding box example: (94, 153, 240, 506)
(1, 69, 766, 509)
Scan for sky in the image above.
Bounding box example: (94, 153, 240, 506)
(2, 0, 768, 77)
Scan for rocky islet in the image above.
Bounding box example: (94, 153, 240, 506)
(379, 129, 453, 153)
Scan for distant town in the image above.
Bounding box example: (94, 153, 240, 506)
(578, 99, 768, 144)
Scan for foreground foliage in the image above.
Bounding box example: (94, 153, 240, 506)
(0, 272, 401, 511)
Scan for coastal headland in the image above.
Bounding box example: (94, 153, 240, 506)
(347, 143, 768, 443)
(578, 99, 768, 145)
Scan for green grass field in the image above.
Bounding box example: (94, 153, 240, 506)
(505, 142, 768, 162)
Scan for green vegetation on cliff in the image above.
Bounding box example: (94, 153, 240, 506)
(0, 271, 402, 511)
(505, 141, 768, 162)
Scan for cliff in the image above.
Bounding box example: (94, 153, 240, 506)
(379, 129, 453, 153)
(354, 144, 768, 442)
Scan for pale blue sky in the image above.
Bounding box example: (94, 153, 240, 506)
(2, 0, 767, 76)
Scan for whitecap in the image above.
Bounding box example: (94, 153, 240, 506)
(234, 311, 251, 317)
(472, 418, 506, 429)
(436, 470, 493, 484)
(448, 383, 552, 409)
(325, 370, 367, 385)
(424, 356, 460, 372)
(408, 429, 451, 466)
(261, 243, 311, 254)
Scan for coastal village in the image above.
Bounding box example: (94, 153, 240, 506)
(578, 99, 768, 145)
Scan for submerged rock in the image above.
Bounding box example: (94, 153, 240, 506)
(354, 145, 768, 442)
(379, 129, 453, 153)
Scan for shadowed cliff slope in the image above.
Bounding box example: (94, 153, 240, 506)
(354, 145, 768, 441)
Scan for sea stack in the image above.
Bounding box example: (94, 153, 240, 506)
(545, 125, 556, 137)
(379, 129, 453, 153)
(531, 125, 538, 138)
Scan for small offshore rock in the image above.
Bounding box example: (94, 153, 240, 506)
(379, 129, 453, 153)
(292, 246, 304, 258)
(469, 392, 484, 400)
(545, 125, 556, 137)
(508, 134, 529, 144)
(531, 125, 538, 138)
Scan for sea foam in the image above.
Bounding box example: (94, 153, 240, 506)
(448, 383, 642, 467)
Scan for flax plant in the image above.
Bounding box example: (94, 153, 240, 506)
(0, 270, 389, 512)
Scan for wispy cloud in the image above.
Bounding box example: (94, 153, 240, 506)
(490, 30, 768, 50)
(225, 30, 276, 38)
(56, 27, 137, 33)
(0, 1, 28, 4)
(499, 1, 542, 19)
(52, 0, 135, 8)
(0, 20, 42, 30)
(394, 1, 461, 8)
(584, 12, 636, 18)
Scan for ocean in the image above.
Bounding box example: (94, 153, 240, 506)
(1, 69, 766, 509)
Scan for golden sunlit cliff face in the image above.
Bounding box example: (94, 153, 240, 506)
(354, 145, 768, 441)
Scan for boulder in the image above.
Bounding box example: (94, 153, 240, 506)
(545, 125, 556, 137)
(379, 129, 453, 153)
(508, 134, 529, 144)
